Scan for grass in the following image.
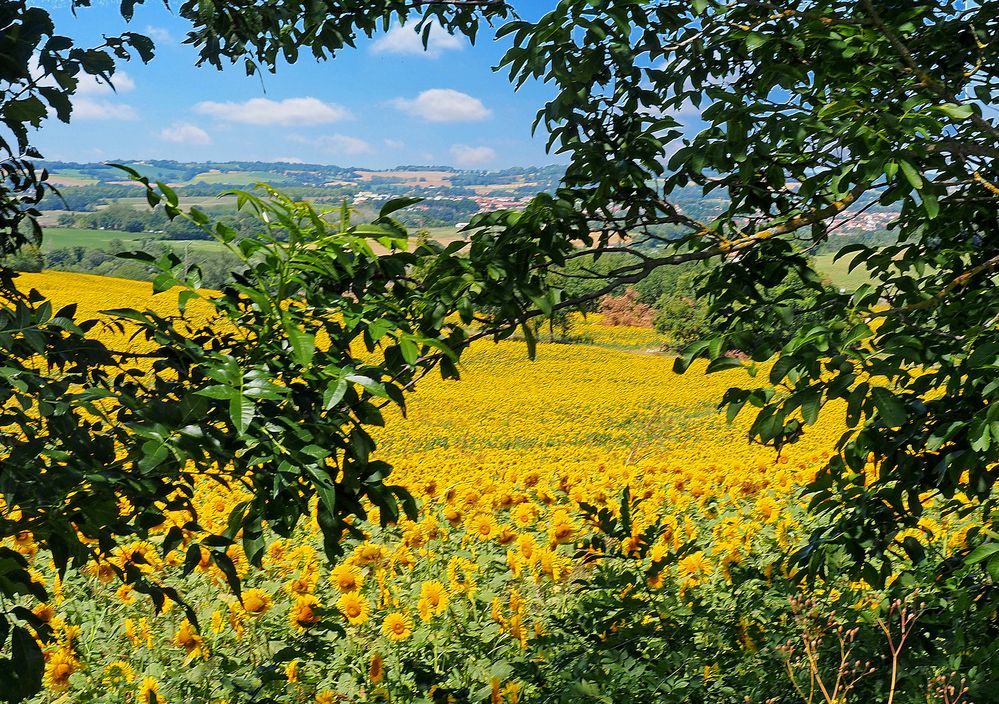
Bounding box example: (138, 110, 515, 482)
(38, 228, 147, 252)
(422, 226, 462, 241)
(165, 239, 228, 254)
(46, 170, 100, 186)
(813, 252, 874, 291)
(107, 195, 238, 209)
(38, 229, 228, 256)
(191, 171, 294, 185)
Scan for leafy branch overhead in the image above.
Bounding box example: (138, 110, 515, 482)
(494, 0, 999, 582)
(199, 0, 997, 580)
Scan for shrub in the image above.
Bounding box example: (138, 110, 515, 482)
(598, 288, 655, 327)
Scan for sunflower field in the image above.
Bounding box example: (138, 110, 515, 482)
(7, 272, 995, 704)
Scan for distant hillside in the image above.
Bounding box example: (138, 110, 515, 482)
(39, 159, 568, 196)
(34, 160, 898, 249)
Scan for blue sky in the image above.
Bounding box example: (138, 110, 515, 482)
(34, 1, 562, 169)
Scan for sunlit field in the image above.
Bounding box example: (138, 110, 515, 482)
(10, 273, 979, 703)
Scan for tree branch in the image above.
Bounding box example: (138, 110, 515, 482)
(875, 251, 999, 318)
(859, 0, 999, 142)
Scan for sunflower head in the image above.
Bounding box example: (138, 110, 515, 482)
(102, 660, 136, 688)
(382, 611, 413, 642)
(43, 648, 80, 692)
(242, 588, 273, 615)
(469, 514, 498, 541)
(336, 591, 371, 626)
(289, 595, 321, 632)
(369, 652, 385, 684)
(330, 564, 365, 593)
(137, 676, 162, 704)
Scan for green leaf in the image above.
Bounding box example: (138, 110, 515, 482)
(522, 322, 537, 360)
(936, 103, 973, 120)
(285, 325, 316, 367)
(801, 391, 821, 426)
(229, 394, 254, 435)
(399, 336, 420, 366)
(898, 160, 923, 190)
(745, 32, 766, 51)
(988, 554, 999, 582)
(378, 197, 422, 218)
(10, 626, 44, 699)
(922, 193, 939, 219)
(871, 387, 907, 427)
(705, 356, 743, 373)
(966, 543, 999, 564)
(195, 385, 233, 400)
(346, 374, 388, 398)
(323, 378, 349, 409)
(530, 293, 553, 316)
(157, 181, 179, 207)
(212, 550, 242, 598)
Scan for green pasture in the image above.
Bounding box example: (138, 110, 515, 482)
(47, 169, 100, 185)
(38, 228, 227, 256)
(813, 252, 874, 291)
(192, 170, 294, 185)
(105, 195, 238, 210)
(38, 228, 146, 252)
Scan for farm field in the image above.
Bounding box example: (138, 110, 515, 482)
(35, 228, 230, 256)
(44, 172, 100, 186)
(9, 273, 981, 704)
(354, 169, 457, 187)
(813, 252, 875, 291)
(36, 227, 147, 252)
(191, 170, 295, 185)
(106, 195, 239, 209)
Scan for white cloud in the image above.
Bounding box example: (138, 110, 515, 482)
(76, 70, 136, 95)
(390, 89, 490, 123)
(450, 144, 496, 166)
(317, 134, 372, 155)
(371, 21, 464, 58)
(289, 133, 373, 155)
(73, 98, 138, 121)
(194, 97, 351, 126)
(384, 138, 405, 149)
(272, 156, 305, 164)
(145, 25, 174, 44)
(159, 122, 212, 145)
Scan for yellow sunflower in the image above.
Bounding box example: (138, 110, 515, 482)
(241, 588, 273, 615)
(353, 543, 386, 567)
(336, 592, 371, 626)
(369, 652, 385, 684)
(42, 648, 80, 692)
(418, 580, 449, 617)
(289, 595, 321, 632)
(137, 675, 164, 704)
(330, 564, 365, 593)
(511, 502, 537, 529)
(469, 513, 498, 541)
(381, 611, 413, 642)
(171, 619, 205, 661)
(102, 660, 135, 687)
